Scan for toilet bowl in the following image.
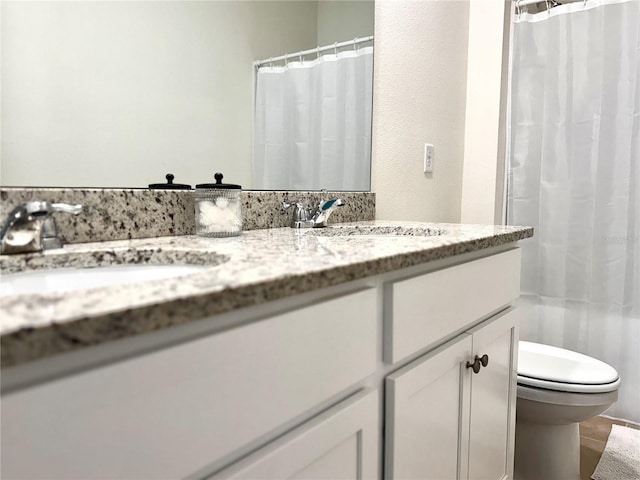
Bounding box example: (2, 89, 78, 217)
(514, 341, 620, 480)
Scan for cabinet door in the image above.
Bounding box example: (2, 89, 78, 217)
(385, 334, 473, 480)
(467, 308, 519, 480)
(210, 389, 379, 479)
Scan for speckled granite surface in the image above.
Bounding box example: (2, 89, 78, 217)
(0, 189, 375, 243)
(0, 221, 533, 367)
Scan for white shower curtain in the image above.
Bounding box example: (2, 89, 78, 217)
(253, 47, 373, 191)
(508, 0, 640, 422)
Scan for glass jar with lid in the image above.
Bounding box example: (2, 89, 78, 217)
(195, 173, 242, 237)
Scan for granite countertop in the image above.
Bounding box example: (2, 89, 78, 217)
(0, 221, 533, 367)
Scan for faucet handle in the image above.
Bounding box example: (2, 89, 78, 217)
(318, 198, 345, 211)
(311, 197, 345, 228)
(19, 201, 82, 217)
(51, 203, 83, 215)
(283, 199, 310, 213)
(282, 199, 301, 209)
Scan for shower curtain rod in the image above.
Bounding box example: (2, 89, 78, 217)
(515, 0, 564, 7)
(254, 36, 374, 68)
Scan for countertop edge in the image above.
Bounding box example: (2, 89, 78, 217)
(1, 225, 533, 368)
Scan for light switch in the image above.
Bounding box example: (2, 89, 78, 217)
(424, 144, 434, 173)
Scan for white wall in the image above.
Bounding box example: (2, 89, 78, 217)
(460, 0, 510, 225)
(372, 0, 470, 222)
(317, 1, 374, 46)
(0, 1, 318, 188)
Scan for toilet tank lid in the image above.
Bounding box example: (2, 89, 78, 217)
(518, 341, 619, 386)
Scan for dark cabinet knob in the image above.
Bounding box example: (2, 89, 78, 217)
(479, 354, 489, 368)
(466, 354, 489, 374)
(466, 357, 481, 374)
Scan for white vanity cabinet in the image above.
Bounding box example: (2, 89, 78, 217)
(1, 244, 524, 480)
(384, 246, 521, 480)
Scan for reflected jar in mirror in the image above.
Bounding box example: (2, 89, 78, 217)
(195, 173, 242, 237)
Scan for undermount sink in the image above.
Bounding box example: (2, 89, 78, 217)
(305, 225, 448, 238)
(0, 248, 227, 297)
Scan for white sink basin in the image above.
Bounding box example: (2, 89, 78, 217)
(0, 264, 208, 297)
(0, 247, 227, 297)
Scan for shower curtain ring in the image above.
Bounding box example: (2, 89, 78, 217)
(316, 47, 320, 59)
(334, 42, 338, 54)
(353, 37, 358, 51)
(515, 0, 521, 16)
(545, 0, 551, 12)
(269, 57, 273, 67)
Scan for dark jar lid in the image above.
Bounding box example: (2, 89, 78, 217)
(196, 172, 242, 189)
(148, 174, 192, 190)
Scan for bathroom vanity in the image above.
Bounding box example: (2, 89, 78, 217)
(0, 220, 532, 479)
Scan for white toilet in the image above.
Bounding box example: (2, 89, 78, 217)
(514, 341, 620, 480)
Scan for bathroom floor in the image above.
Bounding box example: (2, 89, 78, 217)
(580, 416, 640, 480)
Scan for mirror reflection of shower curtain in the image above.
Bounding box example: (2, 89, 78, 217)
(507, 0, 639, 422)
(253, 47, 373, 191)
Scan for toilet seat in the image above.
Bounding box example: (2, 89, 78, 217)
(517, 341, 620, 394)
(518, 375, 620, 393)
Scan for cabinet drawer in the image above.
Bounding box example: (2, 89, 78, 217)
(211, 389, 379, 479)
(385, 249, 521, 363)
(1, 288, 378, 479)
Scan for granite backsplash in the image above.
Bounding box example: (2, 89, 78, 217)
(0, 188, 375, 244)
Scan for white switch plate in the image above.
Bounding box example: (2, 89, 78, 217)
(424, 144, 434, 173)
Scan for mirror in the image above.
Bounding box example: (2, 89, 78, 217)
(0, 1, 374, 190)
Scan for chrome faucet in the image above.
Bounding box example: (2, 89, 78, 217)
(283, 197, 345, 228)
(0, 201, 83, 255)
